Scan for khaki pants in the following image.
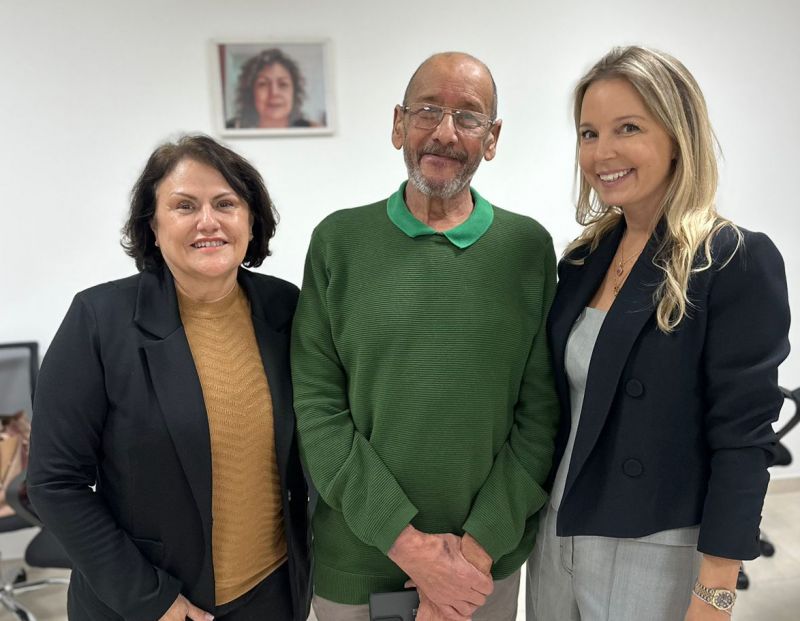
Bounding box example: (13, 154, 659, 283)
(312, 570, 520, 621)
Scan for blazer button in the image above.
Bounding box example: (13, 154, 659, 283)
(622, 458, 643, 478)
(288, 490, 292, 502)
(625, 379, 644, 398)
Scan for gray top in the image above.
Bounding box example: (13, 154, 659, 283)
(549, 306, 699, 546)
(551, 306, 607, 509)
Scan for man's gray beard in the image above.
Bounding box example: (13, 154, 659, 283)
(404, 147, 479, 199)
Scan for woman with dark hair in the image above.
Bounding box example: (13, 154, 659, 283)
(527, 46, 790, 621)
(227, 48, 313, 129)
(28, 134, 311, 621)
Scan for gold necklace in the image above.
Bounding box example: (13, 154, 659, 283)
(612, 238, 646, 297)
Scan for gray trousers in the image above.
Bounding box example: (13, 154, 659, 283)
(526, 506, 701, 621)
(312, 569, 520, 621)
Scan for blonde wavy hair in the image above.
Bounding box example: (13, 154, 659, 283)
(567, 46, 741, 332)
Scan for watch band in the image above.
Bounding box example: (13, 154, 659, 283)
(693, 580, 736, 614)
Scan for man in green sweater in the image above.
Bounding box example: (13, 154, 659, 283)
(291, 51, 559, 621)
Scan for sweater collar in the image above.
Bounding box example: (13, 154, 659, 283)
(135, 266, 268, 339)
(386, 181, 494, 249)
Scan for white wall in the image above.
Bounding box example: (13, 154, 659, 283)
(2, 0, 799, 476)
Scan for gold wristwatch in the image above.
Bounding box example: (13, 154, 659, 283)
(692, 580, 736, 614)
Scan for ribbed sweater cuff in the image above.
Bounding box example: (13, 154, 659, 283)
(372, 501, 419, 555)
(463, 482, 548, 561)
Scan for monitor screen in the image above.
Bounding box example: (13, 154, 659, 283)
(0, 343, 38, 416)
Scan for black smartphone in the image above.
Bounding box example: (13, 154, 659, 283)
(368, 589, 419, 621)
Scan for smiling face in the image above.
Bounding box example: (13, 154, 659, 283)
(151, 158, 253, 300)
(579, 77, 675, 220)
(253, 62, 295, 128)
(392, 54, 500, 200)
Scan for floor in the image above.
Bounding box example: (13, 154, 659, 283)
(2, 487, 798, 621)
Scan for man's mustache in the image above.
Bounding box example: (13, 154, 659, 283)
(419, 145, 467, 162)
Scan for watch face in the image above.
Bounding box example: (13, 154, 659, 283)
(713, 591, 734, 609)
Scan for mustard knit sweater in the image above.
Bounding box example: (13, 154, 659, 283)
(178, 284, 286, 605)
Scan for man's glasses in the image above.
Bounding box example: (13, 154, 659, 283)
(401, 103, 494, 136)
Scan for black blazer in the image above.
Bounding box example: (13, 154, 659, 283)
(547, 221, 790, 560)
(28, 267, 311, 621)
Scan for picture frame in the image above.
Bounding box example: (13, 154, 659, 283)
(211, 39, 334, 137)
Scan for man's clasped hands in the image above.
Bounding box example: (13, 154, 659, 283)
(388, 525, 494, 621)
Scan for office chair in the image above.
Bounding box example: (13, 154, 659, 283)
(737, 385, 799, 590)
(0, 342, 71, 621)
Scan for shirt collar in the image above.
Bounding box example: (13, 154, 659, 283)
(386, 181, 494, 249)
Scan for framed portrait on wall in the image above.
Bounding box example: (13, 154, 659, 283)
(212, 39, 334, 137)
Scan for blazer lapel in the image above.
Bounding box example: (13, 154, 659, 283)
(562, 223, 664, 499)
(135, 269, 213, 538)
(239, 271, 294, 481)
(549, 223, 625, 409)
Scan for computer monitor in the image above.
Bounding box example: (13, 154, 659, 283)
(0, 342, 39, 416)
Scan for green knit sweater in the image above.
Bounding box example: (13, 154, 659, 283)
(291, 190, 559, 604)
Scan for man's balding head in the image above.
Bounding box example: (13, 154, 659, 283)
(402, 52, 498, 119)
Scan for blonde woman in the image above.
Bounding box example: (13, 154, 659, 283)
(527, 46, 790, 621)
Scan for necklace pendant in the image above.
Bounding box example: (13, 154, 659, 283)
(615, 263, 624, 277)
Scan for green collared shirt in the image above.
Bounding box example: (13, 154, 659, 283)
(386, 181, 494, 249)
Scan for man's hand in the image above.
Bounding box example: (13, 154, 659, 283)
(158, 594, 213, 621)
(460, 533, 492, 576)
(388, 526, 492, 618)
(415, 534, 491, 620)
(415, 587, 470, 621)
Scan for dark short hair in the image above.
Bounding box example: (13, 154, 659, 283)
(235, 48, 306, 127)
(121, 134, 277, 271)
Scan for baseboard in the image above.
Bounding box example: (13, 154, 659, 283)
(768, 475, 800, 494)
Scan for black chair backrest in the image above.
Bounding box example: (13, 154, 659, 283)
(777, 387, 800, 441)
